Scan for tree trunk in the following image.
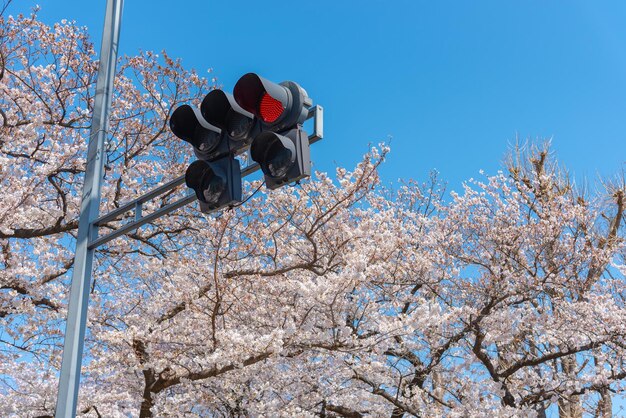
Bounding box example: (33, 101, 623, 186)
(595, 386, 612, 417)
(139, 384, 154, 418)
(558, 356, 583, 418)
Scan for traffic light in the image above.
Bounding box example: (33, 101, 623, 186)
(170, 104, 226, 161)
(169, 72, 319, 213)
(233, 73, 312, 189)
(250, 128, 310, 190)
(184, 157, 241, 213)
(170, 103, 242, 213)
(200, 89, 259, 154)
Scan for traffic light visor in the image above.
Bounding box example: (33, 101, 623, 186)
(234, 73, 289, 123)
(251, 132, 296, 178)
(200, 90, 230, 129)
(170, 105, 197, 142)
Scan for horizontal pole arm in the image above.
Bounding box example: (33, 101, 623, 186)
(88, 193, 195, 249)
(88, 163, 263, 249)
(93, 175, 185, 225)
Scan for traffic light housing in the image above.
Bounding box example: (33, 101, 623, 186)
(200, 89, 259, 155)
(250, 128, 310, 190)
(170, 104, 227, 161)
(185, 157, 242, 213)
(234, 73, 311, 132)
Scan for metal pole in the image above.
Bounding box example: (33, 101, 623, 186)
(55, 0, 123, 416)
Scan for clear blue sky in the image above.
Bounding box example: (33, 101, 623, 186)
(16, 0, 626, 191)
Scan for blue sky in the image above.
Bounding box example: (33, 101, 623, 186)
(16, 0, 626, 191)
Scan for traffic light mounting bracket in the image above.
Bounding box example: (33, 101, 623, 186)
(87, 105, 323, 250)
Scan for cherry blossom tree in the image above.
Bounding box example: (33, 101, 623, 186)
(1, 7, 625, 418)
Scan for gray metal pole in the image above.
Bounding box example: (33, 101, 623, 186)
(55, 0, 123, 416)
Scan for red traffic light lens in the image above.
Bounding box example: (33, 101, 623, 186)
(259, 93, 283, 123)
